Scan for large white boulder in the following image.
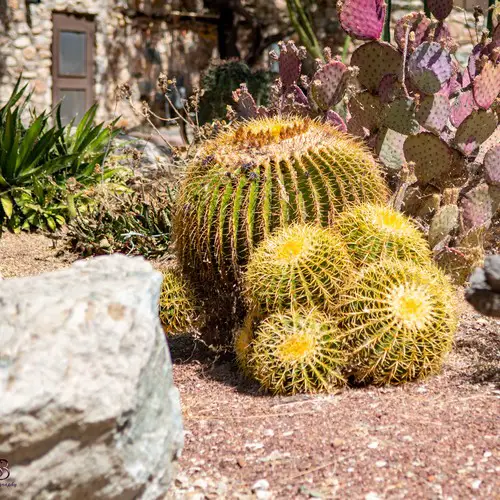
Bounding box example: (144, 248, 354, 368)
(0, 255, 183, 499)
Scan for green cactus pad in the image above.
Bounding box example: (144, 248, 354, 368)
(335, 203, 432, 267)
(350, 42, 402, 93)
(175, 116, 389, 285)
(347, 92, 384, 138)
(383, 98, 420, 135)
(244, 224, 352, 313)
(250, 309, 346, 395)
(454, 109, 498, 156)
(375, 127, 407, 171)
(337, 259, 458, 385)
(403, 132, 454, 184)
(428, 204, 459, 249)
(159, 268, 199, 334)
(416, 94, 451, 133)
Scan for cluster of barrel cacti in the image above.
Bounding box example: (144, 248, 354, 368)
(231, 0, 500, 284)
(171, 114, 458, 394)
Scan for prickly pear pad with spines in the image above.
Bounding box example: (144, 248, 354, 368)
(325, 110, 347, 132)
(428, 204, 459, 249)
(383, 99, 420, 135)
(450, 90, 476, 128)
(416, 94, 451, 133)
(408, 42, 453, 95)
(250, 309, 346, 395)
(460, 183, 493, 231)
(244, 224, 352, 313)
(347, 92, 384, 138)
(375, 127, 407, 171)
(485, 145, 500, 187)
(337, 259, 458, 386)
(403, 133, 454, 184)
(473, 60, 500, 110)
(350, 42, 402, 93)
(335, 204, 432, 267)
(337, 0, 386, 41)
(278, 40, 304, 88)
(175, 116, 389, 286)
(159, 268, 199, 334)
(394, 12, 431, 53)
(310, 60, 349, 110)
(454, 109, 499, 156)
(427, 0, 453, 21)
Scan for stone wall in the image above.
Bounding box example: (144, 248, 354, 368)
(0, 0, 217, 126)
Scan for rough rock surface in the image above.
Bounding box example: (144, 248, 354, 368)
(465, 255, 500, 317)
(0, 255, 183, 499)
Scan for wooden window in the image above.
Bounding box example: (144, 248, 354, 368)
(52, 13, 95, 125)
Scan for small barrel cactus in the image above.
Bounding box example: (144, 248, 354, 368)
(335, 203, 432, 267)
(175, 116, 389, 285)
(249, 309, 346, 395)
(244, 224, 352, 313)
(159, 268, 199, 334)
(337, 259, 458, 386)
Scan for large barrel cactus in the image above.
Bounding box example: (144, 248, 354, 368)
(174, 116, 389, 285)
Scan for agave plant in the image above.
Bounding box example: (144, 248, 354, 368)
(0, 77, 120, 232)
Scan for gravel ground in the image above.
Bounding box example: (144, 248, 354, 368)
(1, 232, 498, 499)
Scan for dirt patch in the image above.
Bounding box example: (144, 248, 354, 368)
(1, 232, 498, 499)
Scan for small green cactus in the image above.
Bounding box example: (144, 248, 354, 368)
(244, 223, 352, 313)
(159, 269, 198, 334)
(337, 259, 458, 386)
(250, 309, 346, 395)
(335, 203, 432, 267)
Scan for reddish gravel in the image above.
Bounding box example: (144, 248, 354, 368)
(1, 232, 498, 499)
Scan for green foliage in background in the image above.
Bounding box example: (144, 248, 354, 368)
(197, 60, 273, 125)
(0, 77, 120, 233)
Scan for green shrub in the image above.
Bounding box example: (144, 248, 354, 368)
(0, 77, 119, 233)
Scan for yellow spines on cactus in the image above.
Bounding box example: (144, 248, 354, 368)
(337, 259, 458, 386)
(233, 309, 260, 376)
(174, 116, 389, 285)
(244, 224, 353, 313)
(335, 203, 432, 267)
(159, 268, 198, 334)
(249, 309, 346, 395)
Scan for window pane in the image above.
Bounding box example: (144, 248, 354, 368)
(59, 31, 86, 76)
(59, 89, 86, 125)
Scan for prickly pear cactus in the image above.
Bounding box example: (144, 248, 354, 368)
(249, 309, 346, 395)
(244, 224, 352, 313)
(175, 116, 389, 287)
(337, 259, 458, 386)
(337, 0, 386, 41)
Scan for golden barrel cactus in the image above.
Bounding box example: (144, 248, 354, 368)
(249, 309, 347, 395)
(244, 223, 353, 313)
(337, 259, 458, 386)
(159, 268, 198, 334)
(335, 203, 432, 268)
(174, 116, 389, 284)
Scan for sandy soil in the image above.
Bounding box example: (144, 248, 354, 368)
(1, 232, 498, 499)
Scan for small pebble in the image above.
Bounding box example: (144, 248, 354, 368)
(471, 479, 482, 490)
(368, 441, 379, 449)
(193, 478, 208, 490)
(376, 460, 387, 468)
(252, 479, 270, 491)
(263, 429, 275, 437)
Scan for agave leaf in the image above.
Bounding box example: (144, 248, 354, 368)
(0, 193, 14, 218)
